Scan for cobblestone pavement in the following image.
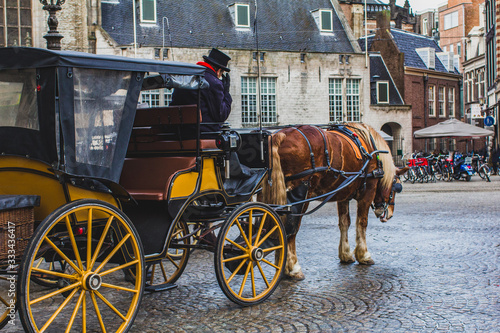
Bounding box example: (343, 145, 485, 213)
(4, 176, 500, 332)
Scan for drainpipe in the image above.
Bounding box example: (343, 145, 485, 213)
(365, 0, 368, 68)
(423, 73, 428, 151)
(132, 0, 137, 57)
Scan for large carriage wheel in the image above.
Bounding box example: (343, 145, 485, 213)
(17, 199, 145, 333)
(145, 219, 190, 291)
(214, 203, 286, 306)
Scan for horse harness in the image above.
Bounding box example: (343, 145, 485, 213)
(281, 125, 386, 218)
(284, 125, 384, 183)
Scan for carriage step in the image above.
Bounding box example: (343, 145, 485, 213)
(145, 283, 178, 292)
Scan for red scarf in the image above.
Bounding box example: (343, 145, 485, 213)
(197, 61, 216, 73)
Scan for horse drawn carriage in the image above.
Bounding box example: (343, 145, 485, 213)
(0, 47, 405, 333)
(0, 47, 288, 332)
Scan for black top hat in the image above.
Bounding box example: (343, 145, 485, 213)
(203, 48, 231, 72)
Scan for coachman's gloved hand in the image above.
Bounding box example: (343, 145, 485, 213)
(222, 73, 230, 92)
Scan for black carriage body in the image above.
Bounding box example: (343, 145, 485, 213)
(0, 47, 205, 184)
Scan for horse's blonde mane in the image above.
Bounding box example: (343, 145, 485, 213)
(346, 123, 396, 192)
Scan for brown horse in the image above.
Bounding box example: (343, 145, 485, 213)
(262, 123, 408, 280)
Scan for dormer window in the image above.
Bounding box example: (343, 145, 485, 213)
(141, 0, 156, 23)
(437, 52, 454, 72)
(320, 10, 333, 32)
(311, 9, 334, 33)
(416, 47, 435, 69)
(377, 81, 389, 104)
(229, 4, 250, 29)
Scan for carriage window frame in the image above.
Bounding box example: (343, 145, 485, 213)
(0, 68, 39, 130)
(72, 67, 131, 168)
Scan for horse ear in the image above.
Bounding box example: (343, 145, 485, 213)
(396, 167, 409, 176)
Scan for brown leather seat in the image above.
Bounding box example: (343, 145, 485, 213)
(120, 157, 196, 200)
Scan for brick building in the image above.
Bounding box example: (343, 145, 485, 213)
(438, 0, 485, 73)
(485, 0, 500, 148)
(361, 11, 463, 153)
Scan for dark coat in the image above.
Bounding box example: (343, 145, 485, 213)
(170, 65, 232, 134)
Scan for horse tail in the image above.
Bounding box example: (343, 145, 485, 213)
(262, 131, 287, 206)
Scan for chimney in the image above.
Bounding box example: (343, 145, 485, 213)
(376, 10, 391, 39)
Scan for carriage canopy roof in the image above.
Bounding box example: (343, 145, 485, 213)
(0, 47, 205, 186)
(0, 47, 205, 75)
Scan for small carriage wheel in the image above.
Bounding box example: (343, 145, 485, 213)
(214, 202, 286, 306)
(17, 199, 145, 333)
(145, 219, 190, 288)
(0, 272, 16, 330)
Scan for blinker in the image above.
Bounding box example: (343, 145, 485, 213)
(392, 182, 402, 193)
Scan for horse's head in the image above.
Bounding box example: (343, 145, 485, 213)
(373, 167, 409, 222)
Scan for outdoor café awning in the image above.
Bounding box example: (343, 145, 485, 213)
(413, 118, 494, 139)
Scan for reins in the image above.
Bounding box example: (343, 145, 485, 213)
(276, 148, 387, 217)
(275, 125, 390, 218)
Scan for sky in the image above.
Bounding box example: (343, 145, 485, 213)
(400, 0, 448, 13)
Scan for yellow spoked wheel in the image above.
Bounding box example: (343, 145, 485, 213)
(145, 220, 190, 290)
(17, 199, 144, 333)
(0, 272, 16, 329)
(214, 203, 286, 306)
(31, 258, 71, 288)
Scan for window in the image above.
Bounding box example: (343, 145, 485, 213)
(457, 43, 461, 57)
(422, 18, 428, 35)
(141, 0, 156, 23)
(346, 79, 360, 122)
(444, 11, 459, 30)
(478, 70, 485, 99)
(438, 87, 445, 117)
(320, 10, 333, 32)
(0, 69, 38, 130)
(448, 87, 455, 117)
(241, 77, 257, 125)
(1, 0, 32, 46)
(329, 78, 343, 122)
(73, 68, 131, 167)
(429, 138, 436, 152)
(139, 88, 172, 107)
(439, 138, 447, 152)
(428, 85, 435, 116)
(241, 77, 278, 125)
(235, 4, 250, 28)
(260, 77, 277, 124)
(376, 81, 389, 104)
(416, 48, 435, 69)
(449, 138, 456, 151)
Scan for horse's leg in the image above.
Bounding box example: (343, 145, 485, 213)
(284, 233, 305, 280)
(354, 200, 375, 265)
(337, 200, 355, 263)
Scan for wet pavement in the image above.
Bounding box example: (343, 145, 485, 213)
(4, 176, 500, 332)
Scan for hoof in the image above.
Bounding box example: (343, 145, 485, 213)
(340, 257, 356, 264)
(285, 272, 305, 281)
(358, 259, 375, 265)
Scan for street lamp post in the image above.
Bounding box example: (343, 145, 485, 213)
(39, 0, 65, 50)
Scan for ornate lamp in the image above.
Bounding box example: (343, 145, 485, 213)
(39, 0, 66, 50)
